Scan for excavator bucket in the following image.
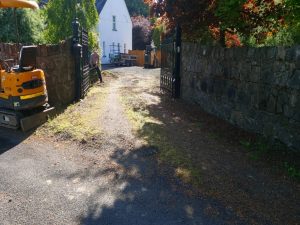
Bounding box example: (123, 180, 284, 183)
(20, 107, 55, 132)
(0, 106, 55, 132)
(0, 0, 39, 9)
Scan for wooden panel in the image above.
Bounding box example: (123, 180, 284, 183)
(128, 50, 145, 66)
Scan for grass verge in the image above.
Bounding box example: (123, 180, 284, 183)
(36, 84, 108, 142)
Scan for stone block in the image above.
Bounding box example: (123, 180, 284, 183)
(261, 67, 274, 84)
(276, 90, 288, 112)
(266, 95, 277, 113)
(266, 47, 277, 60)
(237, 87, 251, 106)
(39, 45, 48, 57)
(283, 104, 294, 118)
(230, 110, 243, 126)
(285, 48, 295, 62)
(47, 44, 60, 56)
(247, 48, 255, 58)
(276, 46, 286, 61)
(200, 78, 208, 93)
(227, 86, 236, 101)
(250, 66, 261, 82)
(287, 70, 300, 90)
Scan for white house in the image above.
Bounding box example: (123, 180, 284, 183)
(96, 0, 133, 64)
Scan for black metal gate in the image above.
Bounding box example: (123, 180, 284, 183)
(160, 26, 181, 98)
(81, 29, 90, 98)
(72, 18, 91, 101)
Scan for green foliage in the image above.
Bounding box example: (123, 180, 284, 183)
(152, 24, 163, 47)
(125, 0, 149, 16)
(240, 138, 300, 180)
(285, 0, 300, 44)
(0, 8, 45, 44)
(216, 0, 246, 30)
(44, 0, 99, 48)
(284, 162, 300, 180)
(240, 138, 269, 160)
(149, 0, 300, 46)
(88, 30, 100, 51)
(260, 28, 294, 46)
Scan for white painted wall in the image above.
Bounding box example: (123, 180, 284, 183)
(97, 0, 133, 64)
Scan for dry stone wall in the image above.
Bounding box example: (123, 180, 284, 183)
(0, 40, 76, 106)
(181, 43, 300, 150)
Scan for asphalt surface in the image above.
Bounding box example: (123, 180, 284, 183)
(0, 67, 244, 225)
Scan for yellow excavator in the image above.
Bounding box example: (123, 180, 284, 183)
(0, 0, 53, 131)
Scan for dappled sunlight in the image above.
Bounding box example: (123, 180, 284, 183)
(108, 66, 300, 225)
(184, 205, 195, 219)
(78, 146, 233, 225)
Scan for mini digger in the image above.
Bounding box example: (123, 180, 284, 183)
(0, 0, 54, 131)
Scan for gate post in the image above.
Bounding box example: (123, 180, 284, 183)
(72, 18, 82, 101)
(174, 25, 181, 98)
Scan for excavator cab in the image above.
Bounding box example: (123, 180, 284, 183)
(14, 46, 37, 72)
(0, 46, 48, 111)
(0, 0, 53, 131)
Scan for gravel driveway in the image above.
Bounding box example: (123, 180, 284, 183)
(0, 67, 242, 225)
(0, 67, 298, 225)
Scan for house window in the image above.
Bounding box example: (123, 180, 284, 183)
(124, 43, 127, 53)
(112, 16, 117, 31)
(117, 43, 121, 54)
(102, 41, 106, 57)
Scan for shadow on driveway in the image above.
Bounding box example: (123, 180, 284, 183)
(0, 128, 31, 155)
(75, 146, 241, 225)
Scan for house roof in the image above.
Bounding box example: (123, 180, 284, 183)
(39, 0, 48, 7)
(96, 0, 107, 14)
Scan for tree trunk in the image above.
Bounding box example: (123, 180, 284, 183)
(220, 28, 226, 47)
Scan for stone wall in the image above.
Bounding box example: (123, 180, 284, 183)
(0, 40, 76, 106)
(181, 43, 300, 150)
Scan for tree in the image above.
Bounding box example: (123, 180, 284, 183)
(125, 0, 149, 17)
(145, 0, 219, 43)
(145, 0, 300, 46)
(216, 0, 285, 45)
(284, 0, 300, 43)
(152, 24, 163, 48)
(44, 0, 99, 49)
(132, 16, 152, 50)
(0, 8, 45, 44)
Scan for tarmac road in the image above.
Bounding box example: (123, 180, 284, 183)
(0, 133, 240, 225)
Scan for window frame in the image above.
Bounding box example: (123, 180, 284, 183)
(112, 15, 117, 31)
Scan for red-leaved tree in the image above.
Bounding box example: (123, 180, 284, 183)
(145, 0, 297, 46)
(132, 16, 152, 50)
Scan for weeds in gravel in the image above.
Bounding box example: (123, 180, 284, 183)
(284, 162, 300, 180)
(41, 105, 100, 141)
(37, 85, 107, 142)
(240, 139, 270, 160)
(121, 94, 202, 186)
(240, 138, 300, 181)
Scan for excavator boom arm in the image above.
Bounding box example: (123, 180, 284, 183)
(0, 0, 39, 9)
